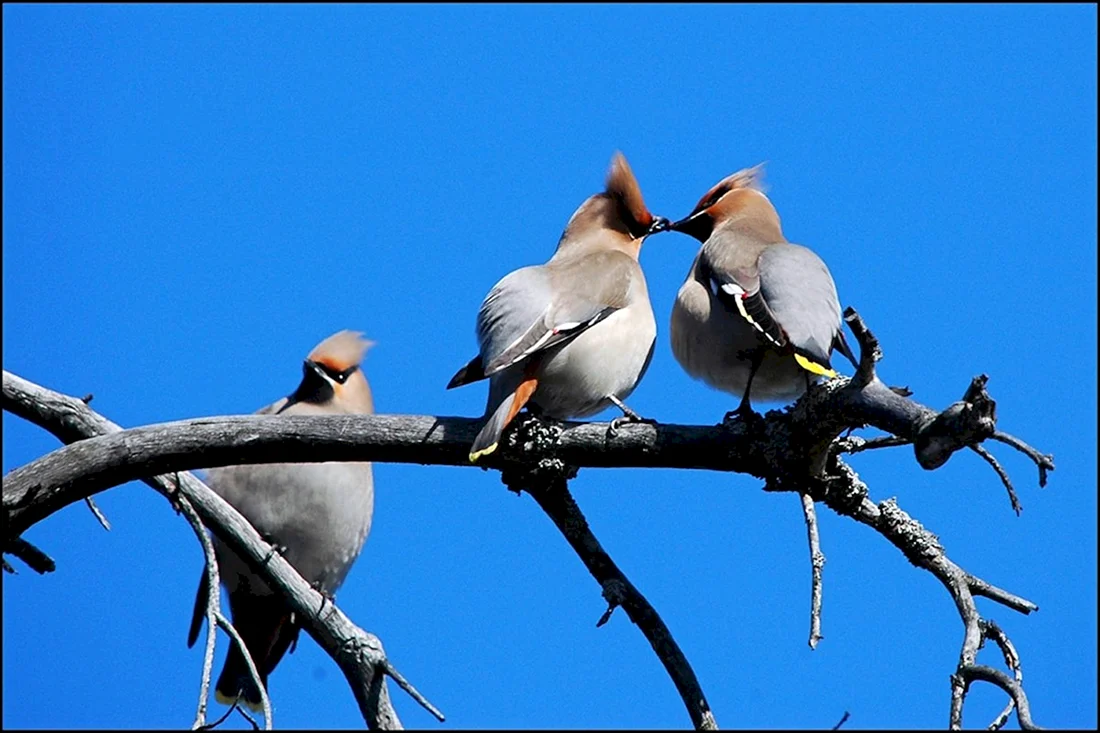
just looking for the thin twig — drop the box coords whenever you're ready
[213,608,272,729]
[843,307,881,387]
[817,463,1041,730]
[84,496,112,531]
[970,445,1022,515]
[176,494,227,730]
[957,664,1040,730]
[233,703,260,731]
[197,699,239,731]
[381,661,446,722]
[5,537,56,574]
[990,431,1054,488]
[982,620,1023,730]
[799,493,825,649]
[965,574,1038,615]
[832,710,851,730]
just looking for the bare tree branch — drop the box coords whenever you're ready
[833,435,912,456]
[955,664,1040,730]
[499,440,718,730]
[213,607,273,730]
[799,493,825,649]
[991,431,1055,488]
[982,620,1024,731]
[970,444,1022,515]
[2,378,1051,542]
[2,305,1054,729]
[175,490,269,730]
[4,536,56,574]
[1,372,440,729]
[83,496,112,531]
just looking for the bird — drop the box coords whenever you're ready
[186,329,376,712]
[447,152,670,462]
[668,164,857,419]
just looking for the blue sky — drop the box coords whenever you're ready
[2,4,1096,729]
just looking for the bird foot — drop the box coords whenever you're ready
[260,534,288,563]
[605,395,657,438]
[723,402,763,428]
[608,412,658,438]
[310,581,336,614]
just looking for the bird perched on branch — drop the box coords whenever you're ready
[187,330,376,711]
[668,164,857,419]
[447,152,670,462]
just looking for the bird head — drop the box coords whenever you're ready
[669,163,781,242]
[278,330,375,414]
[556,152,669,257]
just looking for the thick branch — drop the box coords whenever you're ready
[4,299,1053,732]
[1,372,440,729]
[2,374,1051,542]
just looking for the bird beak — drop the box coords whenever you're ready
[667,211,712,241]
[668,213,696,232]
[646,216,671,235]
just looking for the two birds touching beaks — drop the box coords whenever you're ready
[190,152,858,712]
[447,152,857,462]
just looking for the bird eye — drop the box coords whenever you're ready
[316,363,358,384]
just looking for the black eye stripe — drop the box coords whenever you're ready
[317,363,358,384]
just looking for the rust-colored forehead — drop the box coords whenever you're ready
[690,164,767,215]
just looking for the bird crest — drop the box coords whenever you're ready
[308,330,374,372]
[690,162,768,216]
[605,151,655,234]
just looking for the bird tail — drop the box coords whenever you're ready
[833,329,858,370]
[187,569,210,648]
[793,349,838,379]
[214,593,299,712]
[470,374,539,462]
[447,355,486,389]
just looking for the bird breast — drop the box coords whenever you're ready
[533,300,657,419]
[670,270,809,402]
[208,460,375,596]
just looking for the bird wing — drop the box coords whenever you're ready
[700,243,790,352]
[757,243,844,374]
[478,251,637,376]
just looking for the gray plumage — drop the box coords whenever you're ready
[449,153,665,461]
[669,166,855,409]
[187,331,375,711]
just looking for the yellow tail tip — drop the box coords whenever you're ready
[213,690,264,713]
[469,442,499,463]
[794,353,838,378]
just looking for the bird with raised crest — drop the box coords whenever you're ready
[668,164,857,420]
[447,152,670,461]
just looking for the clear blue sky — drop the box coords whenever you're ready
[3,4,1096,730]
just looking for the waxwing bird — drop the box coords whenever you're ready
[668,165,857,418]
[187,330,376,711]
[448,152,670,462]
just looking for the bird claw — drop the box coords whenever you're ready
[608,413,658,438]
[310,581,336,614]
[723,402,763,428]
[260,534,288,563]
